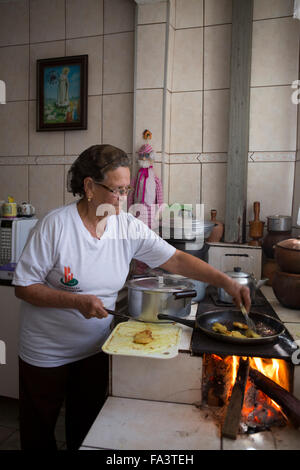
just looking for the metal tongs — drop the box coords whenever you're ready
[240,303,257,332]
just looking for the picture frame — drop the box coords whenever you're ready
[36,55,88,131]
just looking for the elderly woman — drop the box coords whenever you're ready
[13,144,250,451]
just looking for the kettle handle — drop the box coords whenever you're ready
[173,289,197,300]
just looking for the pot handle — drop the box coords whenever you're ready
[157,313,195,328]
[173,289,197,300]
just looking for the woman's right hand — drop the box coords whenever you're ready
[77,294,108,319]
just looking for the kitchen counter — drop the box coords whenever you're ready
[80,287,300,450]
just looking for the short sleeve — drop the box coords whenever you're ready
[128,215,176,268]
[12,224,57,287]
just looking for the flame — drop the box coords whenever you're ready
[228,356,290,416]
[229,356,290,390]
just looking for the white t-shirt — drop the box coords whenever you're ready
[13,202,176,367]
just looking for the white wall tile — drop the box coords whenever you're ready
[247,162,294,222]
[0,45,29,102]
[0,0,29,47]
[29,101,65,156]
[166,26,175,92]
[65,95,102,155]
[253,0,294,20]
[251,18,300,87]
[0,165,28,203]
[30,0,65,44]
[102,93,133,153]
[66,0,103,38]
[66,36,103,96]
[29,164,64,218]
[169,163,201,209]
[0,101,28,156]
[104,0,135,34]
[204,24,231,90]
[164,90,171,154]
[170,91,202,153]
[135,89,163,152]
[136,24,166,89]
[204,0,232,25]
[203,89,229,153]
[162,162,169,204]
[112,354,202,404]
[138,1,167,24]
[201,163,227,220]
[175,0,203,29]
[103,32,134,94]
[29,41,65,101]
[172,28,203,92]
[249,86,297,152]
[64,164,78,205]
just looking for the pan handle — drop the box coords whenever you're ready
[173,289,197,300]
[157,313,195,328]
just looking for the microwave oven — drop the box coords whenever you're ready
[0,217,38,280]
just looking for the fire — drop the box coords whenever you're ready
[229,356,290,391]
[230,356,290,420]
[203,354,291,432]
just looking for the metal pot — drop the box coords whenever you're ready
[218,267,268,303]
[274,238,300,274]
[164,274,207,302]
[267,215,292,232]
[126,275,197,322]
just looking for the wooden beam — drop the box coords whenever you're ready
[224,0,253,243]
[222,358,249,439]
[249,368,300,429]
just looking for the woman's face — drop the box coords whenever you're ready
[89,166,131,216]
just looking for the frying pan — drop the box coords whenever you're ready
[157,309,285,345]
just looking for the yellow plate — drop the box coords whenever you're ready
[102,321,182,359]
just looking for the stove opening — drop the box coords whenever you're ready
[202,354,293,435]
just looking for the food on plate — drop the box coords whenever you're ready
[212,321,261,339]
[102,321,181,357]
[212,322,228,334]
[133,329,153,344]
[233,321,248,330]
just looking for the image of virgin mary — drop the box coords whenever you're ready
[56,67,70,107]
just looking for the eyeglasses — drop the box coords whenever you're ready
[93,180,133,196]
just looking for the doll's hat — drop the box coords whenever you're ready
[138,143,154,158]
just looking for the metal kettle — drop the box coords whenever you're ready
[218,267,268,303]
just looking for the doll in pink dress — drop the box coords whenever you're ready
[128,130,164,273]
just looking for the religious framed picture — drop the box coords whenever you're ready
[36,55,88,131]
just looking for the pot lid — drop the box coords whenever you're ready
[267,215,292,221]
[126,275,194,292]
[225,267,250,278]
[277,238,300,251]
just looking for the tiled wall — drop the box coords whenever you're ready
[0,0,135,217]
[136,0,299,230]
[0,0,299,231]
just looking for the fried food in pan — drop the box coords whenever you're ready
[212,321,261,339]
[233,321,248,330]
[212,322,228,334]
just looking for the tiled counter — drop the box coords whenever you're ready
[81,289,300,450]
